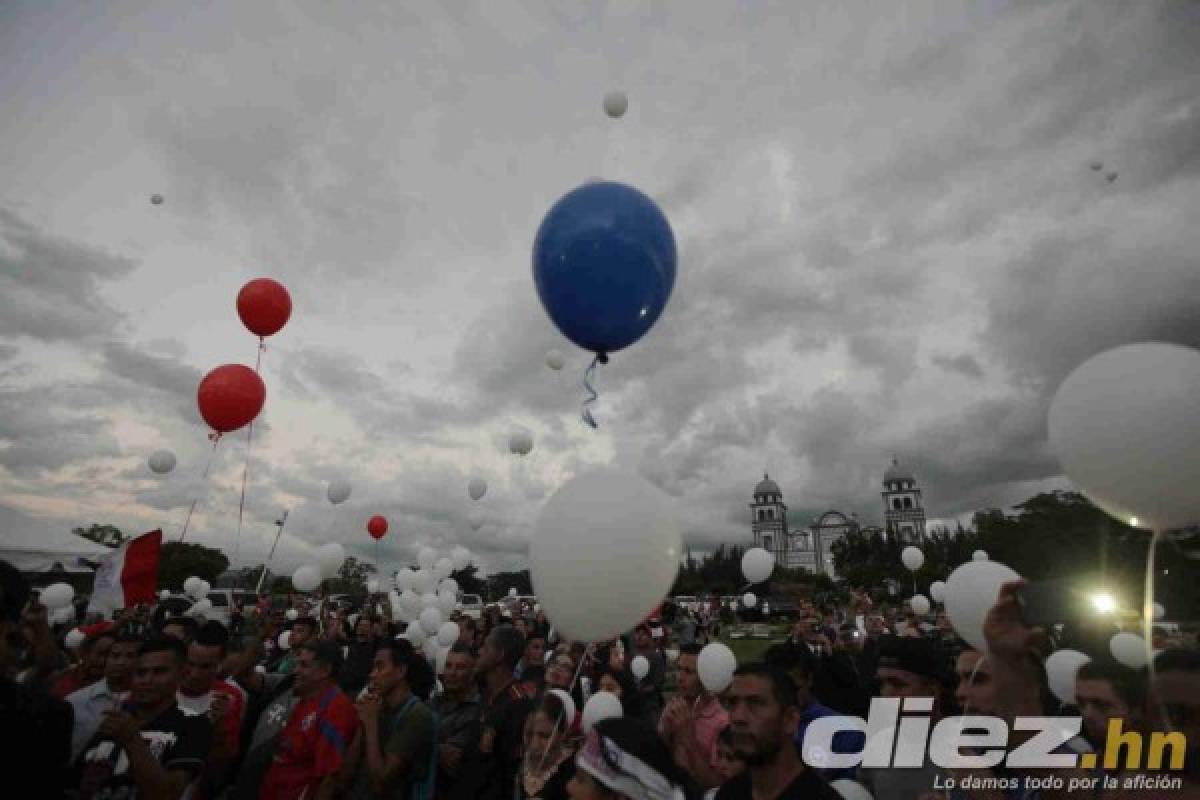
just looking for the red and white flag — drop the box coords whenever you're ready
[88,530,162,613]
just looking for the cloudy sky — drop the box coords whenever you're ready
[2,1,1198,575]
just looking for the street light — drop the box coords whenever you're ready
[1090,591,1117,614]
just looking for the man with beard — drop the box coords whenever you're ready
[67,632,140,762]
[75,636,213,800]
[715,663,840,799]
[432,643,481,798]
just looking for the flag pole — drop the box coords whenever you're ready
[256,510,288,595]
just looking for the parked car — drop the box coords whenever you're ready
[205,589,258,627]
[459,594,484,619]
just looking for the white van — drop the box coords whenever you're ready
[205,589,257,627]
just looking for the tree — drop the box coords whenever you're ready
[487,570,532,600]
[325,557,377,594]
[450,565,487,597]
[158,541,230,591]
[73,524,128,548]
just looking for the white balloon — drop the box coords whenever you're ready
[582,691,624,732]
[405,622,427,645]
[665,648,680,664]
[436,591,457,616]
[1153,602,1165,620]
[420,591,439,609]
[148,449,176,474]
[417,547,437,571]
[944,560,1021,652]
[158,589,171,601]
[530,469,681,643]
[741,548,775,584]
[1046,649,1092,705]
[830,780,875,800]
[437,621,461,647]
[631,655,650,681]
[50,606,74,625]
[400,589,421,613]
[316,543,346,580]
[603,91,628,118]
[508,428,534,456]
[286,609,299,621]
[199,579,210,595]
[742,593,757,609]
[901,546,925,571]
[697,643,738,693]
[367,579,380,593]
[438,578,459,596]
[547,688,576,725]
[546,349,565,371]
[411,569,434,596]
[292,565,322,592]
[468,509,485,531]
[419,606,444,636]
[451,546,472,571]
[909,595,930,615]
[395,569,415,592]
[973,550,989,561]
[327,479,352,505]
[183,576,203,596]
[929,581,947,604]
[434,557,454,581]
[278,631,291,650]
[509,587,518,598]
[468,478,487,501]
[1049,343,1200,531]
[40,582,75,610]
[65,628,86,649]
[1109,632,1149,669]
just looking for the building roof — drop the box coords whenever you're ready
[883,457,915,485]
[754,473,781,496]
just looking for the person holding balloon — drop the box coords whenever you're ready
[658,643,729,791]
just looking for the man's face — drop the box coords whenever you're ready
[105,641,139,688]
[724,674,797,766]
[1076,678,1131,746]
[132,650,182,708]
[293,649,330,696]
[877,667,937,700]
[84,636,114,679]
[866,616,886,635]
[290,622,314,649]
[635,629,651,650]
[183,641,223,694]
[368,649,404,695]
[546,660,573,691]
[954,651,996,716]
[514,619,528,637]
[677,653,702,700]
[442,651,474,693]
[524,637,546,667]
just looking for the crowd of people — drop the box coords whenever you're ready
[1,560,1197,799]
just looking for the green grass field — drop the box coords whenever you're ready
[720,624,791,664]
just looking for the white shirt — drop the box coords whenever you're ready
[66,679,128,762]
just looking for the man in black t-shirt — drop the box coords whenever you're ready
[716,663,840,800]
[76,636,212,800]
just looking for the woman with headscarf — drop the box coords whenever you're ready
[518,689,580,799]
[567,717,697,800]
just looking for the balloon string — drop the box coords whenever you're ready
[1144,529,1173,733]
[179,435,221,542]
[232,339,265,564]
[582,355,601,429]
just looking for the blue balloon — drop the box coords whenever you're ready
[533,181,676,356]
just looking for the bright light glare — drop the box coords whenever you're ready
[1091,592,1117,614]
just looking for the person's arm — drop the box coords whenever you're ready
[671,723,724,789]
[101,712,191,800]
[981,581,1046,727]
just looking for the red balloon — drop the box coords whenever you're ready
[367,515,388,540]
[237,278,292,337]
[197,365,266,433]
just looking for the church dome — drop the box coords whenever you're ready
[754,473,781,496]
[883,458,914,485]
